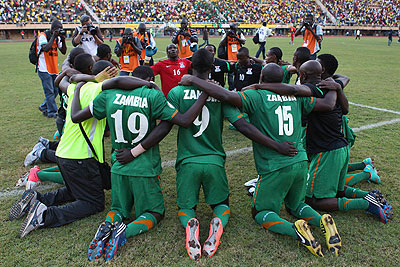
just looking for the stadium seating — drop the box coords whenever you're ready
[0,0,398,26]
[323,0,400,26]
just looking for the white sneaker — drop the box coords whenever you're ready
[24,143,45,167]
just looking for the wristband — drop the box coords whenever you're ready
[145,56,152,61]
[130,144,146,158]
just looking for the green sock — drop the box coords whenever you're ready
[213,204,230,228]
[347,162,365,172]
[126,213,157,238]
[255,210,297,239]
[338,197,369,211]
[345,172,370,186]
[291,203,322,227]
[344,186,368,198]
[105,210,123,224]
[37,167,64,184]
[178,209,196,228]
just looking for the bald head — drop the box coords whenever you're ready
[299,60,322,83]
[261,63,284,83]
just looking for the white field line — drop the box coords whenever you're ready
[349,102,400,115]
[1,103,399,200]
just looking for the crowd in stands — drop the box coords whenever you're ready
[324,0,400,26]
[0,0,398,26]
[86,0,219,23]
[0,0,84,24]
[212,0,320,24]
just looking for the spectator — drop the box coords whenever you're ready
[355,29,361,40]
[295,14,323,60]
[37,20,67,118]
[72,15,103,56]
[114,28,142,76]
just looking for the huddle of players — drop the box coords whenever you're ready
[11,39,393,261]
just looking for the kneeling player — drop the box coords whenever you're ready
[70,66,208,261]
[191,63,343,257]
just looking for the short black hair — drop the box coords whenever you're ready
[269,47,283,61]
[74,53,94,74]
[132,66,155,80]
[92,60,114,75]
[294,47,311,64]
[97,44,111,59]
[317,54,338,76]
[262,22,267,26]
[262,63,283,83]
[80,15,90,24]
[205,44,216,52]
[238,47,249,56]
[191,48,213,73]
[69,47,85,67]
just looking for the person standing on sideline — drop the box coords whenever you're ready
[199,26,209,48]
[135,23,157,65]
[172,18,198,59]
[388,30,393,46]
[255,22,272,59]
[355,30,361,40]
[114,28,142,76]
[72,15,104,56]
[37,20,67,118]
[295,14,323,60]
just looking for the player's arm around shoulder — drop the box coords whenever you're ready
[70,82,93,123]
[166,85,209,128]
[180,75,242,108]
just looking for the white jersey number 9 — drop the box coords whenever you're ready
[193,106,210,137]
[111,110,149,144]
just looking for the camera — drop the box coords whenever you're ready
[304,21,311,27]
[58,29,66,35]
[86,24,98,35]
[227,30,236,38]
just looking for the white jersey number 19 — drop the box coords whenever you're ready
[111,110,149,144]
[275,106,293,136]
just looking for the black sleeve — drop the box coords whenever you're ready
[304,83,324,98]
[334,79,344,90]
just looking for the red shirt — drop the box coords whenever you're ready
[152,58,192,97]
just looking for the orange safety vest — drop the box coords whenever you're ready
[135,32,150,59]
[227,35,241,61]
[302,29,318,54]
[38,32,59,74]
[177,34,193,59]
[117,37,140,72]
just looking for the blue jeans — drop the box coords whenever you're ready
[38,71,58,116]
[255,42,266,59]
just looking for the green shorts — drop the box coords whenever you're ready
[176,162,229,209]
[110,174,165,219]
[252,161,308,213]
[306,146,350,198]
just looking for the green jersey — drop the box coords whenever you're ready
[92,86,178,177]
[281,65,292,84]
[167,85,243,168]
[238,90,315,174]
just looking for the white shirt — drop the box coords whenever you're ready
[75,26,98,56]
[257,26,273,42]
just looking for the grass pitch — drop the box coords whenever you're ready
[0,36,399,266]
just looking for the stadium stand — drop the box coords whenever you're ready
[0,0,398,26]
